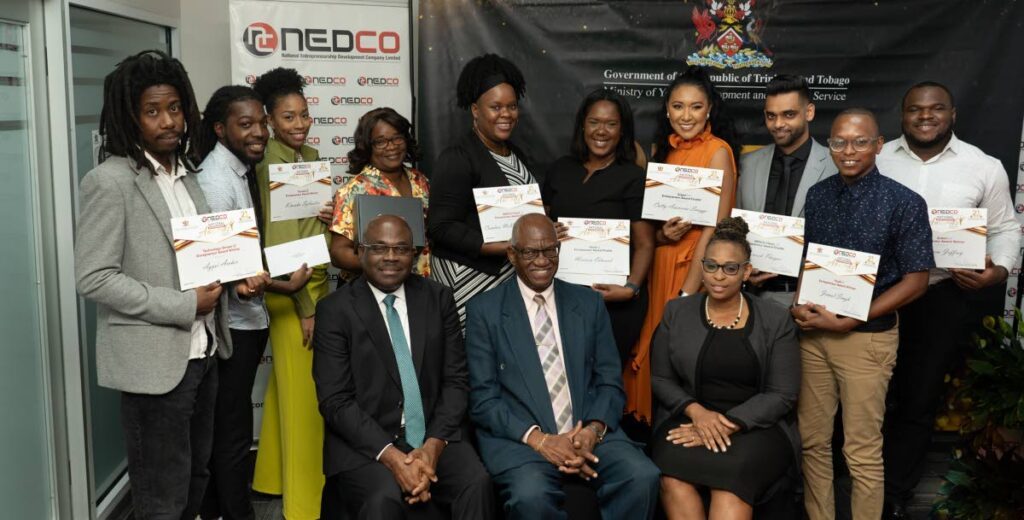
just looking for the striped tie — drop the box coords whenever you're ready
[533,294,573,434]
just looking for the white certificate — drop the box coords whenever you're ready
[172,209,263,290]
[555,218,631,286]
[263,235,332,277]
[640,162,723,226]
[797,243,880,322]
[731,208,805,277]
[268,160,333,222]
[473,184,545,243]
[929,207,987,269]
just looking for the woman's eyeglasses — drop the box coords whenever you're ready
[700,259,749,275]
[371,135,407,150]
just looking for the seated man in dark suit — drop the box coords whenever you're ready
[313,215,495,520]
[465,213,660,520]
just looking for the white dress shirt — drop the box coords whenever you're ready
[144,151,216,359]
[878,134,1021,284]
[196,142,269,330]
[516,277,574,443]
[368,282,410,460]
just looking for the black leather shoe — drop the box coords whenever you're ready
[882,500,911,519]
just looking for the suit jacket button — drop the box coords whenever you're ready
[499,363,505,370]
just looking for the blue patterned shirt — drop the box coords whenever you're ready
[804,167,934,331]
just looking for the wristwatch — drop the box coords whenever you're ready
[624,281,640,299]
[585,422,607,443]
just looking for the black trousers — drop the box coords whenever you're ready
[325,441,496,520]
[200,328,269,520]
[883,280,970,503]
[122,356,218,520]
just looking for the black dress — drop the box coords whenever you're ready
[650,301,792,505]
[543,156,649,364]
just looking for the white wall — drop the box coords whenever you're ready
[179,0,231,105]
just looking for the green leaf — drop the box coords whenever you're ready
[967,359,996,375]
[945,470,973,487]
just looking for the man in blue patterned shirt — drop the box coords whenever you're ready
[793,108,933,520]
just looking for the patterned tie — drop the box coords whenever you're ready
[383,294,425,448]
[533,294,573,434]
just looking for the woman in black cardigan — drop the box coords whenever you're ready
[427,53,535,326]
[651,216,801,520]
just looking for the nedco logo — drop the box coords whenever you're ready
[332,136,356,145]
[312,116,349,126]
[358,76,400,86]
[331,96,373,106]
[305,76,347,86]
[241,21,401,56]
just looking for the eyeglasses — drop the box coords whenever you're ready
[826,137,878,152]
[371,135,407,150]
[512,245,560,261]
[700,259,749,275]
[360,243,417,256]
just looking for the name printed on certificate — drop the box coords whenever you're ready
[929,207,987,269]
[172,208,264,290]
[731,208,805,277]
[473,184,545,243]
[556,217,631,286]
[269,160,333,222]
[797,243,880,322]
[640,162,723,226]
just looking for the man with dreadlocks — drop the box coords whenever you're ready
[75,50,230,519]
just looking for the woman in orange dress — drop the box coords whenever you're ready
[624,66,742,425]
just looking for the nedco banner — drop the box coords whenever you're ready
[230,0,412,186]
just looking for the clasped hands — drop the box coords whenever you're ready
[527,421,602,481]
[380,438,446,505]
[790,302,859,333]
[666,403,739,453]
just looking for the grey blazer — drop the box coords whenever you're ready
[737,138,837,217]
[650,293,801,465]
[75,156,231,395]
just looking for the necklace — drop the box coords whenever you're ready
[705,295,744,329]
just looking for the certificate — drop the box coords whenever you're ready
[641,162,723,226]
[731,208,805,277]
[268,160,333,222]
[171,209,263,290]
[797,243,880,322]
[263,235,332,277]
[555,218,631,286]
[929,207,987,269]
[473,183,545,243]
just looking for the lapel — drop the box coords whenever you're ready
[753,144,775,213]
[351,277,401,388]
[792,139,831,217]
[132,161,175,245]
[499,280,558,432]
[404,277,428,376]
[552,280,585,415]
[464,131,512,188]
[182,174,209,214]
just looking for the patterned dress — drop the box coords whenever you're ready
[431,150,534,326]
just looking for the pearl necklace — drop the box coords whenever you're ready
[705,295,744,329]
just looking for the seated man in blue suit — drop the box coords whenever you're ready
[465,213,660,519]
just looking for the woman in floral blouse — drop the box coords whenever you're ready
[329,107,431,281]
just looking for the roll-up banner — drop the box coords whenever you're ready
[229,0,412,436]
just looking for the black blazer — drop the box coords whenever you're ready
[312,274,468,476]
[426,131,534,275]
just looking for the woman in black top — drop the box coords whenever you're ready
[427,54,536,326]
[650,217,801,519]
[543,89,655,364]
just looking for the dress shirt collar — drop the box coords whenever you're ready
[774,135,813,163]
[367,281,407,307]
[516,276,555,308]
[892,133,961,163]
[833,166,881,199]
[143,150,186,178]
[210,141,250,178]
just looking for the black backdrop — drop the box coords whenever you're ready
[417,0,1024,184]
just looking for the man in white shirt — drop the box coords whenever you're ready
[465,213,660,520]
[876,81,1022,519]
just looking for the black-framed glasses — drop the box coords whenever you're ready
[826,137,878,153]
[371,135,407,150]
[513,245,560,261]
[700,259,749,275]
[360,243,417,256]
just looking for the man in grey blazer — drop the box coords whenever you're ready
[75,51,232,520]
[737,74,837,306]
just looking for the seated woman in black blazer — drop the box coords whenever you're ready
[650,216,801,520]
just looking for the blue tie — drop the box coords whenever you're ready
[383,294,425,448]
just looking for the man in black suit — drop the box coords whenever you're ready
[313,215,495,519]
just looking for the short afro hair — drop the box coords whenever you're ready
[455,53,526,109]
[253,67,305,113]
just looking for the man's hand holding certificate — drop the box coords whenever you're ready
[172,208,264,290]
[929,207,987,269]
[269,160,333,222]
[555,218,631,286]
[731,209,805,277]
[473,184,545,243]
[797,243,880,322]
[641,162,723,226]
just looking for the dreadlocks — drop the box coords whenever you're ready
[455,54,526,109]
[252,67,305,114]
[99,50,201,173]
[197,85,263,161]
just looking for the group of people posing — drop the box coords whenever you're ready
[74,49,1020,520]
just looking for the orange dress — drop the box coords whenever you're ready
[623,127,737,422]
